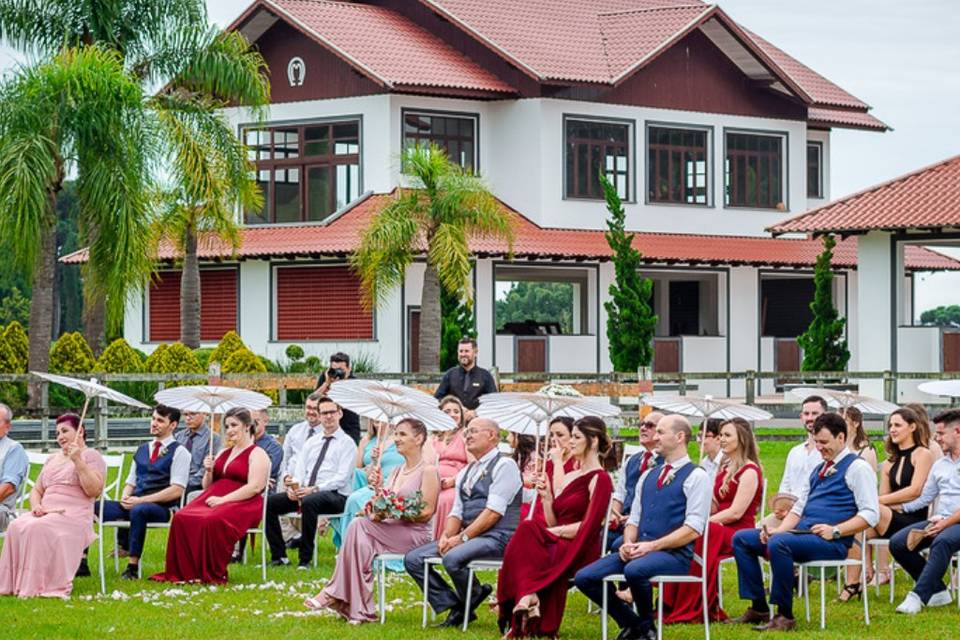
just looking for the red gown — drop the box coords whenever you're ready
[151,445,264,584]
[529,456,580,522]
[662,462,762,623]
[497,468,613,637]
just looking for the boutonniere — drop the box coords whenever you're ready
[158,445,169,458]
[663,470,677,486]
[824,466,838,478]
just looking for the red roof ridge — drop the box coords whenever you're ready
[768,153,960,235]
[598,2,710,18]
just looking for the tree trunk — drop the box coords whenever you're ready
[82,294,107,356]
[419,263,442,372]
[180,225,201,349]
[27,221,58,408]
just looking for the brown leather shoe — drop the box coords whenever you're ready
[753,614,796,632]
[725,608,769,625]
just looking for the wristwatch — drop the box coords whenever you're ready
[460,532,470,544]
[831,527,841,540]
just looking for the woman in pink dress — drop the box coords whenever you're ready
[151,407,269,584]
[304,418,439,623]
[0,414,104,598]
[428,396,469,538]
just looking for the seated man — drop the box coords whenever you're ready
[0,403,29,533]
[607,412,663,550]
[97,404,191,579]
[889,409,960,613]
[405,418,522,629]
[575,415,709,640]
[729,412,879,631]
[174,410,220,498]
[265,396,355,568]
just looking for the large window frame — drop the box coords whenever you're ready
[807,141,823,199]
[242,117,362,225]
[645,123,713,207]
[402,108,479,171]
[563,115,633,202]
[723,129,788,210]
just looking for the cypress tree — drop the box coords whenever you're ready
[798,235,850,371]
[601,174,657,371]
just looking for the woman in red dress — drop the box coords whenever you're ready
[662,417,762,623]
[496,417,614,638]
[530,417,579,522]
[151,407,269,584]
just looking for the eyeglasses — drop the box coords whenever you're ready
[639,421,657,429]
[319,410,339,417]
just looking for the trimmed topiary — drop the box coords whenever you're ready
[208,331,246,367]
[0,321,29,373]
[223,348,278,403]
[48,332,96,407]
[193,347,215,370]
[144,343,169,373]
[95,338,149,405]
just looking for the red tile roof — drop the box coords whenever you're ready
[260,0,515,93]
[807,107,887,132]
[61,192,960,271]
[769,155,960,235]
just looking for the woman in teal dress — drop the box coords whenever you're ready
[331,420,404,550]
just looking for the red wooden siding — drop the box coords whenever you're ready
[148,269,238,342]
[275,265,373,340]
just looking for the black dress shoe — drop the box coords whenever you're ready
[119,564,139,580]
[432,609,477,628]
[614,626,650,640]
[229,554,243,564]
[75,557,91,577]
[469,584,493,612]
[285,537,302,549]
[269,558,290,567]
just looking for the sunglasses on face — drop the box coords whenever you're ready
[640,421,657,429]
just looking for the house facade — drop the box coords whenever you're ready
[90,0,958,396]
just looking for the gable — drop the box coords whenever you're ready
[601,28,805,120]
[254,19,384,104]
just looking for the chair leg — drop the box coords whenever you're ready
[890,560,896,604]
[601,583,608,640]
[819,567,826,630]
[260,533,266,582]
[98,525,106,594]
[656,587,664,640]
[462,567,474,632]
[703,572,711,640]
[803,567,811,622]
[421,563,430,628]
[717,563,724,611]
[378,559,386,625]
[113,528,119,572]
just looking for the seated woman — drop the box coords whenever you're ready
[305,418,439,623]
[530,417,579,523]
[661,417,762,622]
[841,406,933,599]
[332,420,402,549]
[151,407,269,584]
[508,431,538,520]
[427,396,469,540]
[845,407,879,472]
[496,417,613,638]
[0,414,104,597]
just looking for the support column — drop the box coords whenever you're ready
[474,259,495,370]
[856,232,895,398]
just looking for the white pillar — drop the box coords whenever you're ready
[474,259,495,369]
[856,232,894,398]
[598,262,614,372]
[728,267,759,397]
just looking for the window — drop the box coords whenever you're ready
[647,126,709,205]
[274,265,373,340]
[724,132,785,209]
[565,118,630,200]
[148,268,238,342]
[403,111,477,170]
[807,142,823,198]
[243,121,360,224]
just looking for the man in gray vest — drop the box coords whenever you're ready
[404,417,522,629]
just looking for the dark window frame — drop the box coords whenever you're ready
[645,123,712,207]
[242,118,362,225]
[807,141,824,199]
[563,115,633,202]
[401,108,479,171]
[723,129,788,211]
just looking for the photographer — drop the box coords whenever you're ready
[315,352,361,443]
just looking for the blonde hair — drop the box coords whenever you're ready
[717,417,760,498]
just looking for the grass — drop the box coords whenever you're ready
[3,441,956,640]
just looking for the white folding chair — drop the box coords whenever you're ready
[797,535,870,629]
[373,552,407,624]
[420,555,444,627]
[866,537,897,603]
[285,509,348,567]
[94,453,127,593]
[243,483,271,581]
[12,451,50,514]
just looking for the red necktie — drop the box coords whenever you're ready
[150,441,162,464]
[657,464,673,489]
[639,451,653,475]
[818,460,833,479]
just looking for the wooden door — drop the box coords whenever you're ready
[407,308,420,373]
[944,331,960,372]
[516,336,547,372]
[653,338,681,373]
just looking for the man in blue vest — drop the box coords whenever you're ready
[575,415,710,640]
[404,417,522,629]
[97,404,191,579]
[729,412,879,631]
[607,411,663,550]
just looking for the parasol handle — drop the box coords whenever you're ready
[75,396,92,445]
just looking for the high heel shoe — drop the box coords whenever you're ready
[838,583,862,602]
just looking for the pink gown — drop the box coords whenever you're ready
[0,449,105,597]
[318,464,435,622]
[431,431,468,539]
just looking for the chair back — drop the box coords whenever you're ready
[15,451,50,510]
[101,453,126,501]
[758,476,768,523]
[600,492,616,557]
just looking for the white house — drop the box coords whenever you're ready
[69,0,959,396]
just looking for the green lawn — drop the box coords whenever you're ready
[3,439,955,640]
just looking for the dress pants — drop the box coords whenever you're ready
[732,529,847,610]
[265,491,346,564]
[96,500,172,558]
[404,535,506,614]
[890,521,960,603]
[574,549,691,633]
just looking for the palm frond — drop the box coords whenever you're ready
[427,222,473,301]
[0,1,73,56]
[0,133,59,273]
[350,192,422,309]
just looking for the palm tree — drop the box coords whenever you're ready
[351,146,514,372]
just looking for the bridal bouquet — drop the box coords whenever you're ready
[365,488,427,521]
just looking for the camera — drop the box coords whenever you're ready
[327,367,346,380]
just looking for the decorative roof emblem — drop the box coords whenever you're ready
[287,56,306,87]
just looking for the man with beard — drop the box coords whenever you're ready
[778,396,828,501]
[434,338,498,419]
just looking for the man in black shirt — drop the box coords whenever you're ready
[433,337,498,416]
[315,352,361,443]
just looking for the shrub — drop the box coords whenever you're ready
[285,344,305,361]
[152,342,204,388]
[193,347,215,370]
[208,331,247,367]
[351,350,380,374]
[95,338,149,405]
[0,322,29,407]
[144,344,169,373]
[223,348,278,403]
[48,332,96,407]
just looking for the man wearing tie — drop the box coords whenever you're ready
[607,411,663,550]
[729,412,879,631]
[265,396,356,569]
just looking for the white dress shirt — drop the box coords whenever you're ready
[902,453,960,518]
[699,450,725,480]
[125,435,192,489]
[450,447,522,519]
[627,456,711,535]
[291,427,356,497]
[779,439,822,498]
[281,420,322,479]
[791,448,880,527]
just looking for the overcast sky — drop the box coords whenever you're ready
[2,0,958,315]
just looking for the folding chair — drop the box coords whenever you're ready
[797,535,870,629]
[866,537,897,603]
[94,453,127,593]
[373,552,406,624]
[285,509,348,567]
[242,483,271,581]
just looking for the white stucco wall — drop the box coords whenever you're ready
[897,326,942,402]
